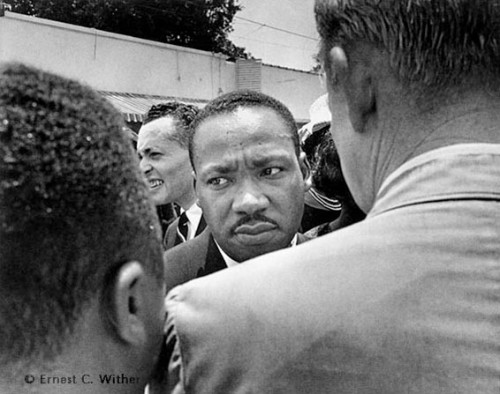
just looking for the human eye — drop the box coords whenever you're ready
[149,151,162,159]
[207,177,229,188]
[261,167,282,177]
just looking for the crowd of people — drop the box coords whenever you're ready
[1,0,500,393]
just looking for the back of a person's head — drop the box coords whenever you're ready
[315,0,500,101]
[0,63,163,375]
[189,90,300,167]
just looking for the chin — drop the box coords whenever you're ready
[152,195,171,207]
[149,187,169,204]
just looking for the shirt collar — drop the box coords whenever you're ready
[181,204,203,239]
[370,143,500,218]
[215,234,299,268]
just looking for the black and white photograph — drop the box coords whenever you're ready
[1,0,499,393]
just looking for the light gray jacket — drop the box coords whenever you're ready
[166,144,500,394]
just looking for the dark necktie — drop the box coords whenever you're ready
[175,212,189,245]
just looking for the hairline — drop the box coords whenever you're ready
[139,115,189,150]
[189,104,300,171]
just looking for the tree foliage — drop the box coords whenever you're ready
[8,0,250,58]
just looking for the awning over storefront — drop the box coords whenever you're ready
[100,91,209,123]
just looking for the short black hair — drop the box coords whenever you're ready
[315,0,500,101]
[142,101,200,149]
[189,90,299,169]
[0,63,163,371]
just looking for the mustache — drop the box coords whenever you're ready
[232,213,278,231]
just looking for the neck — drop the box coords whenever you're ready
[369,92,500,209]
[177,189,196,211]
[0,307,149,394]
[1,356,144,394]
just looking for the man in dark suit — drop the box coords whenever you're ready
[163,90,312,293]
[150,90,311,393]
[137,102,206,250]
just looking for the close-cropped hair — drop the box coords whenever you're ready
[0,63,163,370]
[189,90,300,169]
[315,0,500,97]
[143,101,200,149]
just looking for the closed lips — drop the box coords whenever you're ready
[235,222,276,235]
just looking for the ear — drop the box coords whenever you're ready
[192,170,197,189]
[111,261,149,345]
[299,151,312,192]
[192,170,200,206]
[328,45,376,134]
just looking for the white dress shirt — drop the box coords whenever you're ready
[214,234,299,267]
[181,203,203,241]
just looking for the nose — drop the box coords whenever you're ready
[139,157,152,175]
[232,179,269,215]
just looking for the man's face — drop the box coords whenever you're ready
[193,106,309,262]
[137,117,193,207]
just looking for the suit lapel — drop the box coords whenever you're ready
[194,232,309,277]
[195,215,207,236]
[163,217,180,250]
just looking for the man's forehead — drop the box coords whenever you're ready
[232,105,285,125]
[196,123,293,155]
[137,117,176,148]
[233,105,272,121]
[193,106,296,167]
[196,106,290,138]
[198,147,295,175]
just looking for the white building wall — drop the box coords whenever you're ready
[0,11,235,99]
[0,11,325,121]
[262,65,324,123]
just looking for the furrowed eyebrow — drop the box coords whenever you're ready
[201,163,236,174]
[252,153,290,167]
[200,151,292,175]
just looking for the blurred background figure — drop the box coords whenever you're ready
[299,94,364,235]
[299,94,341,231]
[304,124,365,237]
[137,102,206,250]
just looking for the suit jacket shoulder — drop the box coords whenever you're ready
[164,231,308,294]
[163,229,212,293]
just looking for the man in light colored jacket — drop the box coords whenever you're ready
[164,1,500,392]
